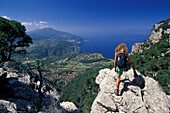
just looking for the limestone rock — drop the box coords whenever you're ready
[60,101,80,113]
[131,42,144,54]
[91,68,170,113]
[0,100,16,113]
[0,61,78,113]
[131,20,170,54]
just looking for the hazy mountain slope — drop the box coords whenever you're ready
[27,39,82,59]
[28,28,87,43]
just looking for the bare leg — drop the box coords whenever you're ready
[131,63,136,73]
[131,62,138,77]
[116,76,120,91]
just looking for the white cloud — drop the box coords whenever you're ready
[35,23,49,29]
[22,20,50,31]
[21,22,33,25]
[34,21,49,29]
[2,16,11,20]
[39,21,47,24]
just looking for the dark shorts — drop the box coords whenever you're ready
[116,62,131,76]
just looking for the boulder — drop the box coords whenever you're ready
[91,68,170,113]
[60,101,80,113]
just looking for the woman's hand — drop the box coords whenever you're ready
[129,60,134,64]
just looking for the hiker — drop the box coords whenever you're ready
[114,43,138,96]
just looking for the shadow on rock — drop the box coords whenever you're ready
[132,75,145,89]
[0,75,63,112]
[0,76,39,112]
[120,75,145,96]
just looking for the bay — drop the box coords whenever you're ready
[77,34,149,58]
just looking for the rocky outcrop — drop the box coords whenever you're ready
[0,61,79,113]
[60,102,80,113]
[91,68,170,113]
[131,19,170,54]
[130,42,144,54]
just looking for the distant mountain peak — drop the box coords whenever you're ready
[28,28,87,44]
[37,27,59,32]
[42,27,54,30]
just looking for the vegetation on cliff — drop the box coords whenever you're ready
[59,64,113,113]
[60,67,101,112]
[130,19,170,94]
[0,17,33,62]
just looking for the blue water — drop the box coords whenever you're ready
[77,34,148,58]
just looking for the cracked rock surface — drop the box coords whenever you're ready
[0,61,79,113]
[91,68,170,113]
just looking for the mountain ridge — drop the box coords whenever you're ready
[28,28,88,44]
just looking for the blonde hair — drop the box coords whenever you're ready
[115,43,128,55]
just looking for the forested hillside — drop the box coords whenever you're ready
[60,67,104,112]
[130,18,170,94]
[26,39,82,59]
[59,64,113,113]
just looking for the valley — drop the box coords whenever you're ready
[15,28,113,88]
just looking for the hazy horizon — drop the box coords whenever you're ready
[1,0,170,36]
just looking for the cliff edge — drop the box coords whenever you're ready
[0,61,80,113]
[131,18,170,54]
[91,68,170,113]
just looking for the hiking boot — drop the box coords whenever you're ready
[114,89,119,96]
[134,71,138,77]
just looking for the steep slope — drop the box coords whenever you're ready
[91,68,170,113]
[28,28,87,44]
[130,18,170,94]
[60,67,102,113]
[131,18,170,54]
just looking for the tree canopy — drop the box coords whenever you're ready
[0,17,32,62]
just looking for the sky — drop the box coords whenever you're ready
[1,0,170,36]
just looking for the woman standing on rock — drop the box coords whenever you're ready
[114,43,138,96]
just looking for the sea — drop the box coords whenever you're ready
[77,34,149,59]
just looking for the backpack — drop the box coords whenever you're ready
[116,53,126,68]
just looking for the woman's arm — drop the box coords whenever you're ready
[126,52,134,64]
[114,52,118,72]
